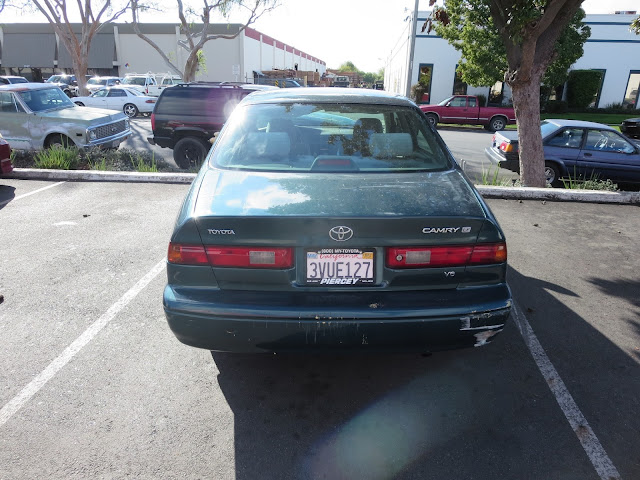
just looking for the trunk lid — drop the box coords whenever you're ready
[187,169,501,291]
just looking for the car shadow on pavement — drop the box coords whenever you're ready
[0,184,16,210]
[586,276,640,361]
[506,266,640,479]
[209,263,640,480]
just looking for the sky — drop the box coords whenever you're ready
[3,0,639,73]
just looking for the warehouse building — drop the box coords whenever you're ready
[0,23,326,84]
[385,11,640,109]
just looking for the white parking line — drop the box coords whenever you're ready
[0,181,66,207]
[512,302,621,480]
[0,259,165,428]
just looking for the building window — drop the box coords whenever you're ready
[623,71,640,109]
[589,69,606,108]
[452,66,467,95]
[417,63,433,104]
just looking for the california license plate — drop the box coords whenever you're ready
[306,248,375,285]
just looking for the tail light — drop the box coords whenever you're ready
[145,99,156,104]
[499,141,514,153]
[386,243,507,268]
[151,112,155,130]
[168,243,293,269]
[168,244,208,265]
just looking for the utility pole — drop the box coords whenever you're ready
[405,0,419,98]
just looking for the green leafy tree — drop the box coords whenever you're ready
[632,16,640,34]
[428,0,589,187]
[338,61,359,73]
[362,72,376,84]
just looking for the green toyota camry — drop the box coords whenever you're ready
[163,88,511,353]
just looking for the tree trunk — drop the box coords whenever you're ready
[73,53,90,97]
[510,70,546,188]
[183,52,200,83]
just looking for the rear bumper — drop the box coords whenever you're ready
[147,136,172,148]
[163,284,512,353]
[621,124,640,139]
[484,147,519,173]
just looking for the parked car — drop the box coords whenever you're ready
[163,88,512,353]
[148,82,272,168]
[121,73,182,96]
[86,76,122,94]
[620,117,640,139]
[485,119,640,187]
[254,77,302,88]
[420,95,516,131]
[44,74,76,97]
[74,86,156,117]
[0,76,28,85]
[0,133,13,175]
[0,83,130,150]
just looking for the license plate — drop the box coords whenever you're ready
[306,248,375,286]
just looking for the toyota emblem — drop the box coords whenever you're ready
[329,226,353,241]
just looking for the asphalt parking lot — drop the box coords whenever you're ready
[1,179,639,479]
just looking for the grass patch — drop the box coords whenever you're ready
[129,151,158,172]
[540,112,629,127]
[561,171,619,191]
[12,146,174,173]
[34,145,80,170]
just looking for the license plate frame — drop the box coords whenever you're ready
[305,248,376,286]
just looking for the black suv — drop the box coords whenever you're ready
[148,82,271,168]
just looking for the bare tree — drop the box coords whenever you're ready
[131,0,279,82]
[28,0,131,95]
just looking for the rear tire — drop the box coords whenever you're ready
[123,103,138,118]
[425,113,438,128]
[173,137,209,169]
[489,116,507,131]
[545,161,562,187]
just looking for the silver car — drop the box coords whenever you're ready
[0,83,130,150]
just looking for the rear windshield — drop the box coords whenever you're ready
[122,77,146,86]
[211,102,452,172]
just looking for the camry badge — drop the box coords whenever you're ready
[329,226,353,242]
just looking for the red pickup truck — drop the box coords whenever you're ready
[420,95,516,131]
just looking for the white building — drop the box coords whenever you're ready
[385,11,640,109]
[0,23,326,84]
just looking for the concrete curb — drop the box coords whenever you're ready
[475,185,640,205]
[6,168,640,204]
[8,168,196,184]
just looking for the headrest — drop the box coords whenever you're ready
[354,117,383,133]
[369,133,413,157]
[245,132,290,157]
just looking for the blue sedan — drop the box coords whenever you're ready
[485,119,640,187]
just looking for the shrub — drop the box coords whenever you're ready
[410,83,428,104]
[545,100,569,114]
[34,145,80,169]
[566,70,602,109]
